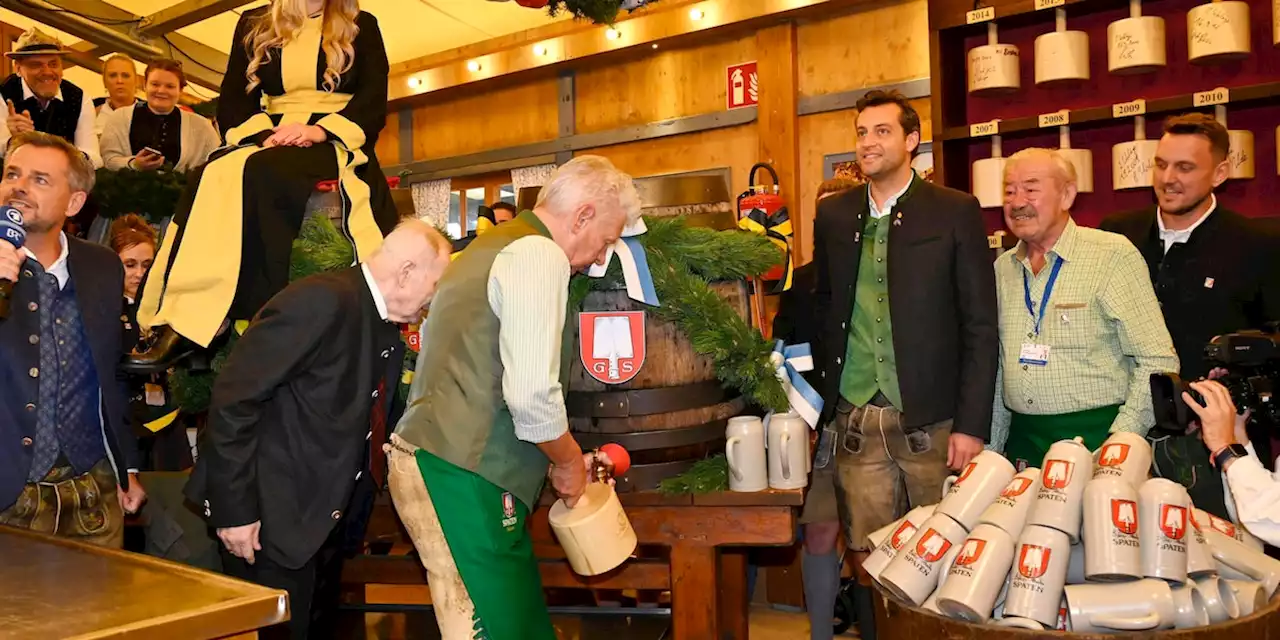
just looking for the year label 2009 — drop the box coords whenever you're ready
[1112,99,1146,118]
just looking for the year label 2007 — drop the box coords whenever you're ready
[970,120,1000,137]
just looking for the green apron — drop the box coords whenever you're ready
[1004,405,1121,470]
[414,449,555,640]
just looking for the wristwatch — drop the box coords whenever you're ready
[1212,443,1250,470]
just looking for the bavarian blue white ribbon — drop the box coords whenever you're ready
[587,218,660,307]
[770,340,824,429]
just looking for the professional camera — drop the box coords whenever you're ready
[1151,329,1280,432]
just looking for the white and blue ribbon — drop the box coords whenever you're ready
[587,218,660,307]
[770,340,824,429]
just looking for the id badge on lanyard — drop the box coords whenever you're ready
[1018,258,1063,367]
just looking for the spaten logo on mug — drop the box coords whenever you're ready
[955,539,986,566]
[915,529,952,563]
[1018,544,1051,579]
[1042,460,1074,490]
[1111,499,1138,535]
[1002,476,1033,497]
[1160,505,1187,541]
[1208,514,1236,538]
[1097,443,1130,467]
[954,461,976,488]
[890,522,917,549]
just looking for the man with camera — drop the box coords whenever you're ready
[1189,380,1280,547]
[1102,113,1280,517]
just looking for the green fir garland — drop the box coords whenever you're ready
[657,454,729,494]
[546,0,657,25]
[93,168,187,225]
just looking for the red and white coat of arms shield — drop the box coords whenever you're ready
[579,311,646,384]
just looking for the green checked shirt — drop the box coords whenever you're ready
[989,219,1179,451]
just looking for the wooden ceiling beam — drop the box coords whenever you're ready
[139,0,257,36]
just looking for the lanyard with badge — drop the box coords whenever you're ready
[1019,257,1063,367]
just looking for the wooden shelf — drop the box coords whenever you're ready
[940,81,1280,141]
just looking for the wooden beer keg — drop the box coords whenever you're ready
[874,580,1280,638]
[1108,0,1166,74]
[1036,9,1090,87]
[1216,105,1256,180]
[968,23,1021,96]
[1057,127,1094,193]
[1113,116,1161,190]
[1188,1,1251,64]
[972,135,1007,209]
[566,174,749,492]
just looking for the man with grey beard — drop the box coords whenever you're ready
[1101,113,1280,518]
[988,148,1178,467]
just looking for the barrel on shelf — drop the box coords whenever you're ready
[566,173,748,492]
[874,582,1280,639]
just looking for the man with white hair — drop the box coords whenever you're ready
[387,155,639,640]
[989,148,1178,467]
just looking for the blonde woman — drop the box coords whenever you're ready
[130,0,394,372]
[99,60,220,173]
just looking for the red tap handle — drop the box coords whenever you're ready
[599,443,630,477]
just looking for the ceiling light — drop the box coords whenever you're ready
[652,43,659,49]
[605,28,621,40]
[407,77,422,89]
[689,8,705,20]
[466,60,481,72]
[533,44,547,56]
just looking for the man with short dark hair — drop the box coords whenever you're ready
[1101,113,1280,517]
[0,131,141,547]
[0,29,101,168]
[491,201,517,224]
[812,90,998,640]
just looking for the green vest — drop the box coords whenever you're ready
[839,178,920,409]
[395,212,573,509]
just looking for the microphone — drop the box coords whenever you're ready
[0,205,26,321]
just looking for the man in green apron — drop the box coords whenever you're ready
[990,148,1178,469]
[388,156,640,640]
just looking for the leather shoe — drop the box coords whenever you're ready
[123,326,202,374]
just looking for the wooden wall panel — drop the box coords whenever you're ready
[573,35,757,134]
[796,0,929,97]
[795,97,931,264]
[374,111,399,169]
[410,78,559,161]
[582,125,758,196]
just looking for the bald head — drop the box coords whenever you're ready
[366,220,452,323]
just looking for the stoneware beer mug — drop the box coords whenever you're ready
[1082,476,1142,581]
[1225,579,1266,616]
[879,512,969,605]
[1203,526,1280,597]
[1192,576,1240,623]
[863,504,937,581]
[1197,507,1265,552]
[725,416,767,492]
[938,450,1016,530]
[1064,578,1176,632]
[1065,542,1087,585]
[1092,431,1152,487]
[1028,437,1093,542]
[867,504,937,550]
[1005,524,1071,627]
[1186,510,1218,579]
[1170,585,1211,629]
[937,523,1017,623]
[921,541,963,615]
[978,467,1041,539]
[766,412,809,490]
[1139,478,1190,584]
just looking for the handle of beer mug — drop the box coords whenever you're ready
[1090,612,1159,631]
[781,430,792,480]
[942,475,957,495]
[726,436,744,482]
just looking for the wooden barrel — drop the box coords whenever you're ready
[874,582,1280,639]
[567,173,749,492]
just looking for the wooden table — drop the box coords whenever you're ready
[347,488,801,640]
[0,526,288,639]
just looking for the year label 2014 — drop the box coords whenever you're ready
[970,120,1000,137]
[966,6,995,23]
[1112,99,1146,118]
[1192,87,1230,107]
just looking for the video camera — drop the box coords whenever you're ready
[1151,327,1280,433]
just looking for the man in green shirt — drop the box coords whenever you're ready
[386,156,639,640]
[991,148,1179,468]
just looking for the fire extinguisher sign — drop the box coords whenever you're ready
[726,61,759,110]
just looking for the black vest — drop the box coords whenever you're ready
[0,75,85,144]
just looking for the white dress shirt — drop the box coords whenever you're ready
[1222,442,1280,547]
[486,235,571,444]
[1156,195,1216,254]
[868,173,914,219]
[360,263,390,321]
[0,78,102,168]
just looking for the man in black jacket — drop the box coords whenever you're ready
[186,220,450,639]
[1100,113,1280,518]
[812,90,998,640]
